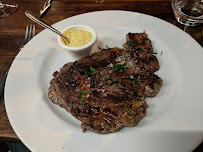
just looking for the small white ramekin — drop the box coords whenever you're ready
[57,25,97,52]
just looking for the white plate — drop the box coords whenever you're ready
[5,11,203,152]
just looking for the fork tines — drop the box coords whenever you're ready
[23,24,35,45]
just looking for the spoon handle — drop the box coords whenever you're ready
[25,10,70,43]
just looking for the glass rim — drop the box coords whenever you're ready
[171,0,203,21]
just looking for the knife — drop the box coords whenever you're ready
[38,0,52,18]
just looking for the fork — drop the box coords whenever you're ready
[20,24,35,49]
[0,24,35,100]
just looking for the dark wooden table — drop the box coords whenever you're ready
[0,0,202,151]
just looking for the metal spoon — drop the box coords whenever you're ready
[25,10,70,44]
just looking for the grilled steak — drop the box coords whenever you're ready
[48,32,163,134]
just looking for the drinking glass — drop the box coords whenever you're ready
[0,1,18,17]
[172,0,203,26]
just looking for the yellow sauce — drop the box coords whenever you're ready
[63,29,93,47]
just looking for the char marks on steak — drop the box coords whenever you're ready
[48,32,163,134]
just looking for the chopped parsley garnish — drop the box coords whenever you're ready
[113,64,128,73]
[136,78,142,82]
[143,37,149,40]
[109,80,119,86]
[134,73,140,77]
[132,80,136,85]
[89,71,93,77]
[67,73,75,80]
[98,71,101,81]
[73,60,78,65]
[116,84,121,88]
[152,52,157,54]
[85,70,93,77]
[104,78,110,80]
[85,71,88,77]
[62,74,66,78]
[90,89,93,94]
[79,98,85,102]
[115,64,124,70]
[78,91,88,102]
[90,81,97,88]
[70,73,75,79]
[128,75,131,79]
[132,80,139,85]
[99,73,101,81]
[70,102,72,110]
[90,67,96,72]
[106,45,110,49]
[127,41,134,47]
[78,92,84,98]
[112,67,116,72]
[140,66,145,70]
[136,47,144,52]
[136,97,142,101]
